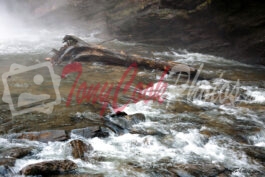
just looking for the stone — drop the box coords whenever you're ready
[0,158,16,166]
[0,147,33,159]
[71,112,146,136]
[127,113,146,125]
[199,129,220,138]
[4,130,68,143]
[167,101,202,113]
[20,160,78,176]
[107,112,146,130]
[168,163,229,177]
[69,139,93,160]
[242,146,265,162]
[71,126,109,139]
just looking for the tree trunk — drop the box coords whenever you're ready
[51,35,197,76]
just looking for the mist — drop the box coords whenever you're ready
[0,0,107,54]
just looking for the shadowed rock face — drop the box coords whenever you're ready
[70,112,146,136]
[102,112,146,135]
[160,0,205,10]
[106,0,265,65]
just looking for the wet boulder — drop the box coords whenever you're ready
[70,111,146,135]
[4,130,68,143]
[20,160,78,176]
[0,147,33,159]
[128,113,146,125]
[242,146,265,162]
[168,163,229,177]
[167,100,203,113]
[69,139,93,160]
[0,158,16,166]
[106,112,146,133]
[232,119,263,144]
[71,126,109,139]
[200,129,220,138]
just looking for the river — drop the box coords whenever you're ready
[0,20,265,177]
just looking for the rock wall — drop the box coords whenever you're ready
[105,0,265,65]
[1,0,264,65]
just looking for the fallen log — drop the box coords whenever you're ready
[50,35,197,76]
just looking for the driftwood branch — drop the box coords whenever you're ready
[50,35,197,76]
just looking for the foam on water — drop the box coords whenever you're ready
[231,169,247,177]
[122,100,162,116]
[6,93,265,176]
[174,129,262,170]
[239,85,265,103]
[249,130,265,147]
[0,138,38,149]
[246,90,265,103]
[192,99,217,108]
[153,49,252,67]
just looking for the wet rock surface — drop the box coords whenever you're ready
[20,160,78,176]
[106,112,146,132]
[71,111,146,135]
[242,146,265,162]
[0,147,33,159]
[106,0,265,65]
[3,130,68,142]
[160,0,205,10]
[71,126,109,139]
[69,139,93,160]
[168,163,230,177]
[0,158,16,166]
[167,100,203,113]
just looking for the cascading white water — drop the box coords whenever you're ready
[0,3,265,176]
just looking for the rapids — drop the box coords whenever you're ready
[0,21,265,177]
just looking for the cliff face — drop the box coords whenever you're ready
[105,0,265,65]
[2,0,265,65]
